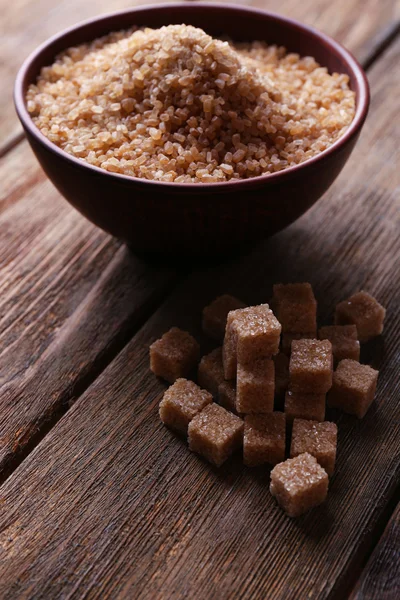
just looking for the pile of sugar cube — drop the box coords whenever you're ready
[150,286,385,518]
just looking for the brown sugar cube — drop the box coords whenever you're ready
[236,305,281,363]
[270,453,329,517]
[223,305,281,379]
[285,391,326,423]
[290,419,337,475]
[274,352,290,400]
[150,327,200,383]
[272,283,317,334]
[188,403,244,467]
[281,332,315,356]
[236,359,275,414]
[289,339,333,394]
[319,325,360,364]
[202,294,246,342]
[218,380,240,415]
[197,347,224,397]
[159,379,212,435]
[328,359,378,418]
[244,413,286,467]
[335,291,386,342]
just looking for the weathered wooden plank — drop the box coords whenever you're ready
[0,0,396,480]
[0,36,398,599]
[0,141,179,478]
[351,503,400,600]
[0,0,398,153]
[0,140,46,215]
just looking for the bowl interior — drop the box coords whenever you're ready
[20,3,365,108]
[15,2,369,200]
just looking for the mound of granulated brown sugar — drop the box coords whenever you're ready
[27,24,355,183]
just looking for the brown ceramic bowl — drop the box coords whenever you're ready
[14,2,369,259]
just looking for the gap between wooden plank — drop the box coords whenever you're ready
[362,19,400,70]
[350,500,400,600]
[334,486,400,599]
[0,35,398,599]
[0,131,25,161]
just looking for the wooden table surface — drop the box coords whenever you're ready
[0,1,399,598]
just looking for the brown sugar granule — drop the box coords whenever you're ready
[335,291,386,342]
[270,453,329,517]
[285,390,326,423]
[218,380,239,415]
[281,332,315,356]
[289,339,333,394]
[197,347,225,397]
[290,419,337,475]
[223,304,281,379]
[159,378,212,435]
[244,413,286,466]
[272,283,317,334]
[188,403,244,467]
[27,25,355,183]
[236,358,275,414]
[202,295,246,342]
[150,327,200,383]
[328,359,379,418]
[274,352,290,400]
[318,324,360,364]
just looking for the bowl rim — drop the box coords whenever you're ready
[14,1,370,194]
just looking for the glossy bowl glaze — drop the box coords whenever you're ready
[14,2,369,258]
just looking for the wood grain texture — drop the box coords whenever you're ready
[0,0,396,482]
[0,37,399,599]
[351,503,400,600]
[1,0,399,153]
[0,142,178,478]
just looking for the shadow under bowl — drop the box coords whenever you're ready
[14,2,369,260]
